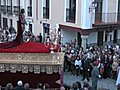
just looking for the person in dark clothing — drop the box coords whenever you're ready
[117,83,120,90]
[91,61,101,90]
[38,33,42,43]
[76,81,82,90]
[37,82,43,90]
[103,54,110,79]
[81,55,90,82]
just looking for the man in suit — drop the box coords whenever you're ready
[91,61,101,90]
[81,54,90,82]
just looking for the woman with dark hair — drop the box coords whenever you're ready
[76,81,82,90]
[71,83,78,90]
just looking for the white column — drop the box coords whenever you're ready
[81,35,88,50]
[81,0,91,29]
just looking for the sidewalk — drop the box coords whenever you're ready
[64,72,116,90]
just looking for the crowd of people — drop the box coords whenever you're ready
[0,27,43,43]
[60,39,120,90]
[0,80,52,90]
[1,26,120,89]
[0,27,17,43]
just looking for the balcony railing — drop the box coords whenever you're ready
[7,6,13,15]
[92,13,120,24]
[14,6,19,15]
[27,6,32,17]
[0,5,7,14]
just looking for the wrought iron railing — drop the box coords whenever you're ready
[92,13,120,24]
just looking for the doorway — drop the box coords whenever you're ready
[97,31,103,46]
[77,32,82,48]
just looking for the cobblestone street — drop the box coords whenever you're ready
[64,72,116,90]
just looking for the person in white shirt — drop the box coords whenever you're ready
[75,56,82,76]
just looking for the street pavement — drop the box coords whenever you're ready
[64,72,117,90]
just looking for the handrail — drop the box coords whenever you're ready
[91,12,120,24]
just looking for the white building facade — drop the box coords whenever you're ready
[0,0,120,49]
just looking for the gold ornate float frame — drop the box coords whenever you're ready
[0,53,64,74]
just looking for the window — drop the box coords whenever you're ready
[14,0,19,15]
[66,0,76,23]
[43,0,49,19]
[117,0,120,22]
[3,17,8,28]
[7,0,12,14]
[95,0,103,23]
[28,0,32,16]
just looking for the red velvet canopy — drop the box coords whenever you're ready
[0,42,48,53]
[0,41,60,53]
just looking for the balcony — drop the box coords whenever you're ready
[7,6,13,15]
[14,6,19,15]
[27,6,32,17]
[0,5,7,14]
[91,13,120,24]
